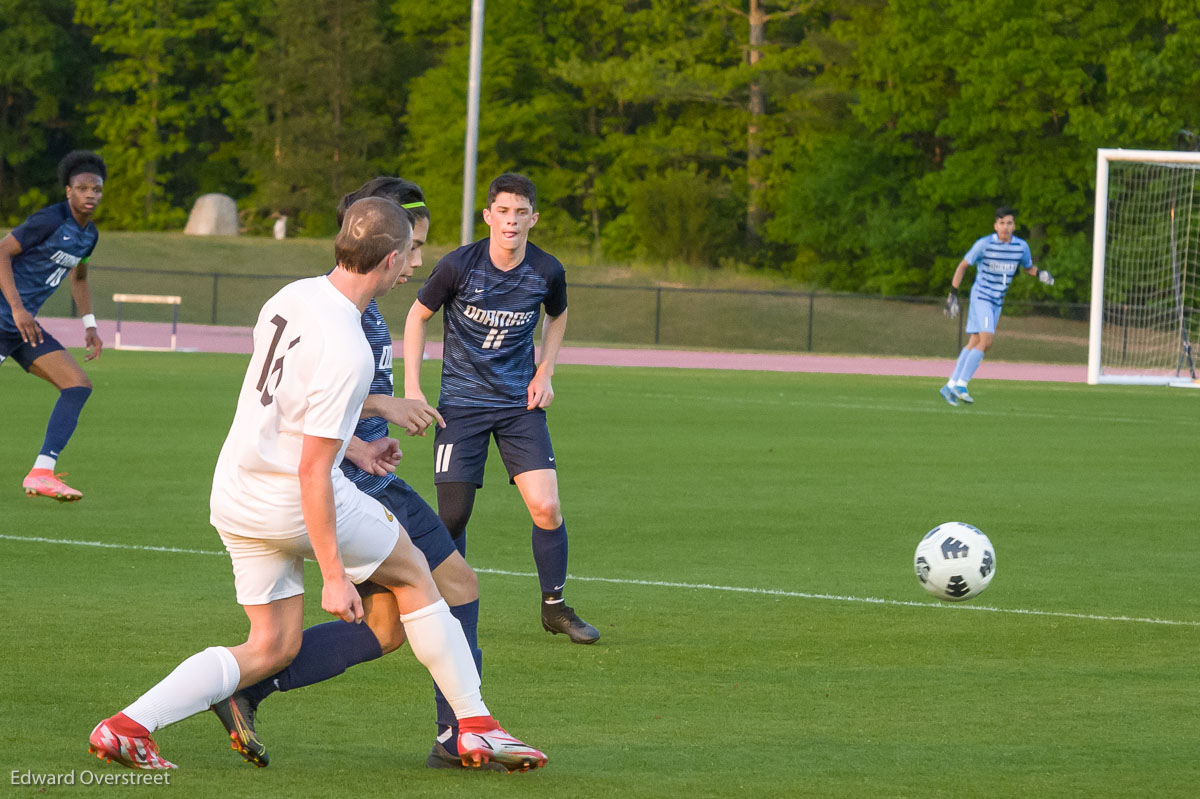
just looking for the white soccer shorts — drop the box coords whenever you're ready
[217,489,402,606]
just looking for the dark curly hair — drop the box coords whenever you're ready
[58,150,107,186]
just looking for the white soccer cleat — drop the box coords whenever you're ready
[457,725,547,772]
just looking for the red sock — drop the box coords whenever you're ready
[457,715,499,733]
[107,712,151,738]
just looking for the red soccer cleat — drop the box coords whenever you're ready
[88,718,177,770]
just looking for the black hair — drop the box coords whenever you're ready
[995,206,1016,220]
[487,173,537,211]
[337,177,428,227]
[58,150,107,186]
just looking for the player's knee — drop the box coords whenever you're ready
[433,556,479,604]
[436,483,476,537]
[244,630,301,673]
[527,497,562,529]
[374,621,407,656]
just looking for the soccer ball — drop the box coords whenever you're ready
[913,522,996,602]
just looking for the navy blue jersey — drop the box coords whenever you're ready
[338,298,410,497]
[1,202,98,333]
[417,239,567,408]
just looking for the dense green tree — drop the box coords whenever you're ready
[775,0,1200,300]
[76,0,216,228]
[0,0,93,222]
[236,0,404,235]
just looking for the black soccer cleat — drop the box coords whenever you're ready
[211,692,269,767]
[541,601,600,644]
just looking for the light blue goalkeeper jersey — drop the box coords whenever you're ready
[962,233,1032,305]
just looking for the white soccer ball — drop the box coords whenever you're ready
[913,522,996,602]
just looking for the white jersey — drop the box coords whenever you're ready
[210,276,374,538]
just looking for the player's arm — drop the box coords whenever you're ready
[403,299,435,403]
[69,259,103,360]
[360,393,443,436]
[298,433,363,624]
[528,308,567,410]
[944,259,969,318]
[0,233,40,345]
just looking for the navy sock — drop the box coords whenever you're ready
[435,600,482,753]
[40,386,92,458]
[532,521,568,598]
[240,620,383,707]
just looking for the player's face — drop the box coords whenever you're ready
[483,192,538,252]
[65,173,104,220]
[994,214,1015,242]
[376,246,413,297]
[408,217,430,271]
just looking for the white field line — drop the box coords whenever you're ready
[3,533,1197,628]
[640,391,1200,428]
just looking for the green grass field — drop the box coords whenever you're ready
[3,353,1197,797]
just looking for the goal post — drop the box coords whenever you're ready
[1088,148,1200,386]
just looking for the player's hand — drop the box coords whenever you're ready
[322,573,364,624]
[1038,269,1055,286]
[84,329,103,361]
[12,307,41,346]
[527,372,554,410]
[381,396,444,436]
[944,290,960,319]
[346,436,402,476]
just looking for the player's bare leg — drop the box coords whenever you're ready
[516,469,599,644]
[94,597,304,770]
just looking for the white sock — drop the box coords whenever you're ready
[33,455,56,471]
[400,599,489,720]
[122,646,240,733]
[955,381,968,389]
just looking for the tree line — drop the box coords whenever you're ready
[3,0,1198,301]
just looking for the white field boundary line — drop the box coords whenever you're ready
[4,533,1197,628]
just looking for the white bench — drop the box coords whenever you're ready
[112,293,183,352]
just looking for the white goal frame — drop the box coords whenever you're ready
[1088,148,1200,385]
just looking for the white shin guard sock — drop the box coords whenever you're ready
[122,646,241,733]
[400,599,489,720]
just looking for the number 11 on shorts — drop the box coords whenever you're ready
[435,443,454,474]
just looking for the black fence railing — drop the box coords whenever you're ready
[46,265,1094,363]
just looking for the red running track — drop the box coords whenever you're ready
[38,317,1087,383]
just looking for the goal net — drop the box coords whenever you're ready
[1088,148,1200,385]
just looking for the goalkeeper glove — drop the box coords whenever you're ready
[944,287,960,319]
[1038,269,1054,286]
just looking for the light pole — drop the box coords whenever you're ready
[461,0,485,245]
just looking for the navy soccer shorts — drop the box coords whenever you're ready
[355,478,459,599]
[432,405,556,487]
[0,326,66,371]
